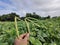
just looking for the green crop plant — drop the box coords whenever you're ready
[0,17,60,45]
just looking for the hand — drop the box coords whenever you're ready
[14,33,29,45]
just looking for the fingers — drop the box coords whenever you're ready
[24,33,29,40]
[17,33,29,40]
[19,33,27,39]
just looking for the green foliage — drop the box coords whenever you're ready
[0,17,60,45]
[0,13,20,21]
[26,12,41,19]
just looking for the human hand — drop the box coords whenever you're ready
[14,33,29,45]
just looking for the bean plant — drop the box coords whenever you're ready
[0,17,60,45]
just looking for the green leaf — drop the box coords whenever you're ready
[29,37,42,45]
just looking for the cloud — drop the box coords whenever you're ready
[0,10,26,17]
[0,0,60,17]
[0,1,18,15]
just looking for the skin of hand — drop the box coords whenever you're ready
[14,33,29,45]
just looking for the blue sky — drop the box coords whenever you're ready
[0,0,12,4]
[0,0,60,17]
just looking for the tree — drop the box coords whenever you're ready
[32,12,41,19]
[0,13,20,21]
[26,12,41,19]
[46,15,50,19]
[26,13,32,17]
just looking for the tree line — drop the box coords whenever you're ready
[0,12,59,21]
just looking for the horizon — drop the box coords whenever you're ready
[0,0,60,17]
[0,12,60,17]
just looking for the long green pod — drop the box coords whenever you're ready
[15,16,19,37]
[16,17,21,21]
[25,18,30,34]
[27,17,39,21]
[26,18,40,27]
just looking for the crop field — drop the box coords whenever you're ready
[0,17,60,45]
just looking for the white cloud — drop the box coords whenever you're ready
[0,0,60,17]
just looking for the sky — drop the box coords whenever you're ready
[0,0,60,17]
